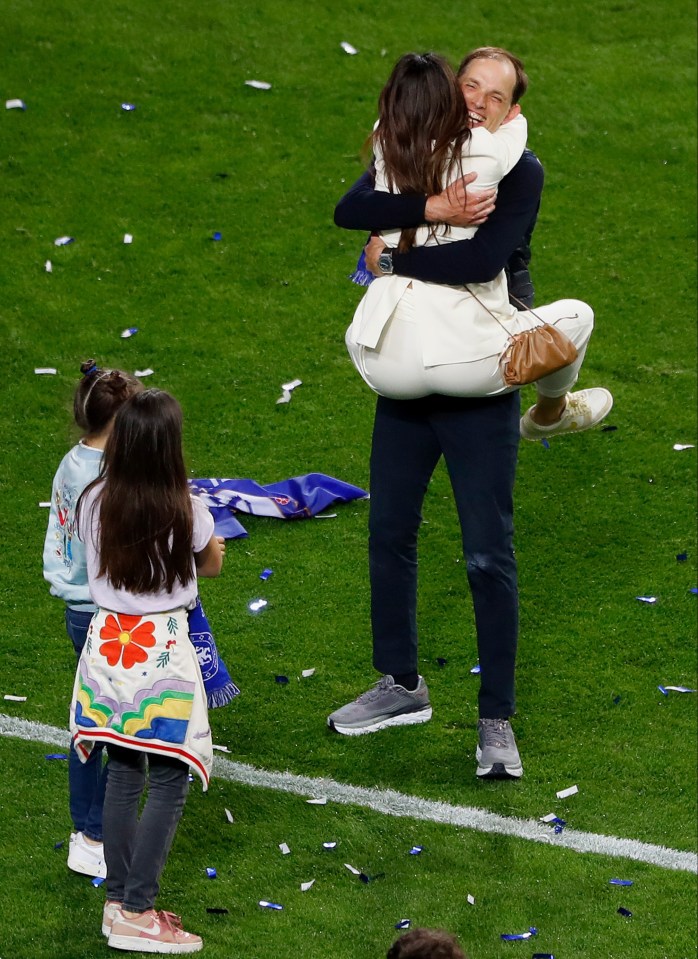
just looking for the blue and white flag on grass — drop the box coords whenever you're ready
[189,473,368,539]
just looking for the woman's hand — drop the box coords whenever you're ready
[425,172,496,227]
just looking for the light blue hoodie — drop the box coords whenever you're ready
[43,442,103,610]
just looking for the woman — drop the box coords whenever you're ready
[345,52,611,430]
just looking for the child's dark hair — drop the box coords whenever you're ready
[387,927,468,959]
[74,360,142,434]
[81,389,194,594]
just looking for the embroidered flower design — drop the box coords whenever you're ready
[99,614,156,669]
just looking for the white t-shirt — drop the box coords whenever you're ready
[81,486,214,614]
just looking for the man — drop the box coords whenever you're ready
[327,48,558,779]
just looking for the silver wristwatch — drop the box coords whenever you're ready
[378,248,394,275]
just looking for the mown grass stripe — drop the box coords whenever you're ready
[2,713,695,874]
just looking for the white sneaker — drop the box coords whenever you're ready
[67,831,107,879]
[521,388,613,440]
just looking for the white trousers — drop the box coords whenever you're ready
[346,288,594,400]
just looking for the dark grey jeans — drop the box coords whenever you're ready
[104,745,190,913]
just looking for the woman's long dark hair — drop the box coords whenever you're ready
[375,53,471,252]
[79,389,194,594]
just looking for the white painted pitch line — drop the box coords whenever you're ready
[1,713,695,874]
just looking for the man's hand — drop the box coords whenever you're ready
[364,234,386,276]
[425,172,496,227]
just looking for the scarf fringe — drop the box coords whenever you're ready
[207,681,241,710]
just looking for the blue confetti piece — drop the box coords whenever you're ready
[121,102,136,111]
[609,879,633,886]
[500,927,537,941]
[259,900,283,910]
[212,231,222,241]
[658,686,669,696]
[617,907,632,918]
[54,840,65,850]
[470,663,481,674]
[260,568,273,580]
[541,438,550,449]
[92,877,105,887]
[275,675,289,685]
[45,753,68,760]
[690,587,698,595]
[206,867,217,879]
[676,552,687,562]
[554,823,565,834]
[532,954,555,959]
[613,695,622,704]
[395,919,411,930]
[409,846,424,855]
[436,657,447,667]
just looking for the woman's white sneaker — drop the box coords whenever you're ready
[521,388,613,440]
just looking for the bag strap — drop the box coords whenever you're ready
[464,284,548,335]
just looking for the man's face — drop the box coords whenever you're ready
[459,57,519,133]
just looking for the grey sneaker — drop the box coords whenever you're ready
[476,718,523,779]
[327,675,432,736]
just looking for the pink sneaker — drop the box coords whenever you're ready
[108,909,203,953]
[102,900,123,937]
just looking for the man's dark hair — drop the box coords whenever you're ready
[387,927,468,959]
[457,46,529,104]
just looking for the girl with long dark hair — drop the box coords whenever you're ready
[71,389,224,954]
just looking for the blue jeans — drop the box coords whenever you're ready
[66,606,107,841]
[368,391,520,718]
[104,745,190,913]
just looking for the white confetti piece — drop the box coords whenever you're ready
[306,796,327,805]
[121,103,136,111]
[245,80,272,90]
[301,668,316,678]
[38,501,51,508]
[344,863,361,875]
[663,685,697,693]
[123,233,133,244]
[636,596,657,604]
[323,841,337,849]
[341,41,358,55]
[120,328,138,339]
[6,98,26,110]
[276,378,303,405]
[539,813,558,823]
[212,744,231,753]
[35,368,57,375]
[279,842,291,855]
[314,512,337,519]
[135,368,154,377]
[556,784,579,799]
[300,879,315,892]
[54,236,74,246]
[224,808,234,823]
[467,894,475,905]
[45,260,52,273]
[248,598,268,613]
[4,694,27,702]
[673,443,695,451]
